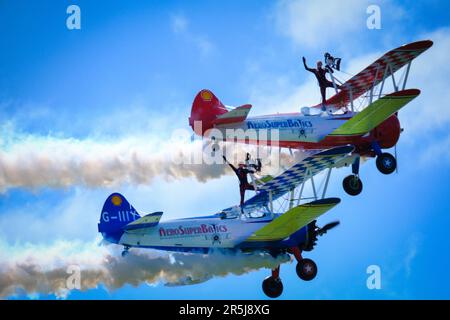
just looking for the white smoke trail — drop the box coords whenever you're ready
[0,239,290,299]
[0,131,303,192]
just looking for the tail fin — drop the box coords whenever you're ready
[98,193,141,244]
[189,89,228,135]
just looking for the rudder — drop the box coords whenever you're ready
[189,89,228,135]
[98,193,141,244]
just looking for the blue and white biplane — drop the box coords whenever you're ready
[98,145,354,298]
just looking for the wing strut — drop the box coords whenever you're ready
[369,65,381,104]
[402,61,412,90]
[234,146,354,215]
[321,168,332,199]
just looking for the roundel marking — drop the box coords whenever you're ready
[111,195,123,206]
[200,90,212,101]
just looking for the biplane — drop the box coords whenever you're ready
[98,146,354,298]
[189,40,433,196]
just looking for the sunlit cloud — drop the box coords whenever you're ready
[275,0,369,48]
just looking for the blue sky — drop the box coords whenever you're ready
[1,0,450,299]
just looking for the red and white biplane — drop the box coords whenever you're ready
[189,40,433,195]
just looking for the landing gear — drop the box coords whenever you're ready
[342,156,363,196]
[296,259,317,281]
[372,141,397,175]
[342,174,363,196]
[121,246,130,257]
[376,152,397,174]
[291,247,318,281]
[341,143,397,195]
[262,265,283,298]
[261,248,319,297]
[262,275,283,298]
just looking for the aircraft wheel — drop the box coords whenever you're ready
[296,258,317,281]
[121,250,129,257]
[342,175,363,196]
[262,276,283,298]
[376,152,396,175]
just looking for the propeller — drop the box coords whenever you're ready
[317,220,340,236]
[303,220,340,251]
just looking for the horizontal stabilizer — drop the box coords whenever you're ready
[124,211,163,231]
[329,89,420,137]
[246,198,340,242]
[213,104,252,125]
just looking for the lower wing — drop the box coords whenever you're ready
[328,89,420,137]
[245,198,340,242]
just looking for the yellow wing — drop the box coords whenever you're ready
[329,89,420,137]
[246,198,340,242]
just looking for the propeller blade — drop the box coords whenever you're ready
[323,221,340,231]
[317,221,340,236]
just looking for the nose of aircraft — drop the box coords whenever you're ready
[371,114,401,149]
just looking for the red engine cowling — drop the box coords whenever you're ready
[370,114,401,149]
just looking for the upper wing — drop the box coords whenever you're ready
[314,40,432,109]
[245,198,340,242]
[213,104,252,125]
[242,145,354,212]
[328,89,420,137]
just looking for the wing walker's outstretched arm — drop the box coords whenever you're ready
[223,156,238,174]
[302,56,315,73]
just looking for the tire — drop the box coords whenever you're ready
[262,276,283,298]
[342,175,363,196]
[376,153,397,175]
[296,258,318,281]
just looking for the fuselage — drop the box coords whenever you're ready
[117,212,308,254]
[208,112,400,155]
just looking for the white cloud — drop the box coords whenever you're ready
[419,133,450,165]
[399,28,450,136]
[171,14,188,34]
[404,234,421,278]
[170,14,214,57]
[275,0,370,48]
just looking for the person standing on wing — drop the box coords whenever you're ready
[302,56,341,110]
[223,154,261,210]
